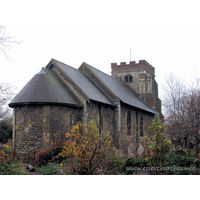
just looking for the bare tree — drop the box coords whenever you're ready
[0,25,18,118]
[0,83,15,119]
[0,25,20,59]
[162,73,186,149]
[163,73,200,157]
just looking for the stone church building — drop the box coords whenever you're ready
[9,59,161,157]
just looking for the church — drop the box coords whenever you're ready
[9,59,162,157]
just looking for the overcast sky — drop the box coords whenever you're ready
[1,0,200,101]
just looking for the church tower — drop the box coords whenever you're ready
[111,60,162,114]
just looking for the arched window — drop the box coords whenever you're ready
[136,112,139,143]
[25,112,29,128]
[127,111,131,135]
[140,114,143,137]
[125,75,133,83]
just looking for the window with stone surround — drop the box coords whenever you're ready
[125,75,133,83]
[127,111,131,135]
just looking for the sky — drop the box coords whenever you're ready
[1,0,200,103]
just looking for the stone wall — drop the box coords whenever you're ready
[13,105,43,154]
[115,103,155,157]
[86,100,116,134]
[13,105,81,154]
[50,105,81,144]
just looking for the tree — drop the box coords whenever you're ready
[60,119,116,175]
[0,83,15,119]
[0,25,19,59]
[0,25,17,119]
[0,118,12,144]
[144,115,172,167]
[163,73,200,157]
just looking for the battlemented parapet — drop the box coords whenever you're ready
[111,60,155,75]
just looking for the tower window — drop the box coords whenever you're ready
[125,75,133,83]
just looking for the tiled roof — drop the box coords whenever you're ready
[9,68,81,107]
[82,62,157,114]
[9,58,157,114]
[52,59,115,106]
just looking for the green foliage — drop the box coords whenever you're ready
[144,115,172,167]
[0,144,28,175]
[107,156,126,174]
[163,154,199,175]
[0,162,29,175]
[0,144,13,164]
[35,162,61,175]
[123,158,148,175]
[0,118,12,144]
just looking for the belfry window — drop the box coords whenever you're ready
[125,75,132,83]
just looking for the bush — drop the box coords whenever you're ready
[0,118,12,144]
[33,141,63,166]
[0,162,29,175]
[60,120,116,175]
[107,156,126,174]
[144,115,172,167]
[35,162,61,175]
[163,154,198,175]
[123,158,148,175]
[0,144,13,164]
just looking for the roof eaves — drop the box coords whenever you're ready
[9,101,82,108]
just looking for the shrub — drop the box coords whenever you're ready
[0,118,12,144]
[144,115,172,167]
[123,158,148,175]
[35,162,60,175]
[107,156,126,174]
[33,141,63,166]
[0,162,29,175]
[60,120,116,175]
[0,144,13,164]
[163,154,198,175]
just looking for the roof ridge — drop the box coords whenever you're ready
[82,62,119,100]
[51,59,90,100]
[82,62,110,77]
[52,58,78,70]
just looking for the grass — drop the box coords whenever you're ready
[35,162,61,175]
[0,162,29,175]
